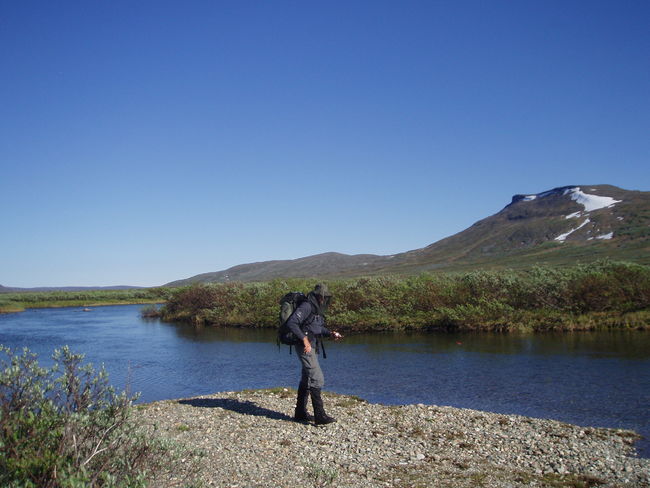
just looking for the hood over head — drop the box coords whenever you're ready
[308,283,332,315]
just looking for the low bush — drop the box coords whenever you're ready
[0,345,194,487]
[140,304,161,318]
[158,261,650,332]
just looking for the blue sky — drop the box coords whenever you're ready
[1,1,648,287]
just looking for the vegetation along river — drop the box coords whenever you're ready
[1,304,648,457]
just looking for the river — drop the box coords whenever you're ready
[1,304,649,456]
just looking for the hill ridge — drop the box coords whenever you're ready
[166,184,650,286]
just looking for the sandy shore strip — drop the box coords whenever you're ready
[136,388,650,488]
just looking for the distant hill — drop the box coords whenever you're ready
[165,252,390,286]
[164,184,646,286]
[0,285,143,294]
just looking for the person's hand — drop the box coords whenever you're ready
[332,331,343,340]
[303,337,312,354]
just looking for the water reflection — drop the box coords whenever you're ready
[169,322,275,343]
[163,319,650,359]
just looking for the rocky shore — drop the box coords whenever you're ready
[137,389,650,488]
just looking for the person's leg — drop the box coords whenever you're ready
[296,345,335,425]
[294,370,313,421]
[297,343,325,389]
[309,386,335,425]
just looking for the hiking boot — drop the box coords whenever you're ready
[293,410,315,422]
[294,383,314,422]
[315,412,336,425]
[310,387,336,425]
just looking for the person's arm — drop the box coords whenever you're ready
[313,322,343,342]
[322,325,343,340]
[285,302,312,352]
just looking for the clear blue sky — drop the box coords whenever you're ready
[1,1,648,287]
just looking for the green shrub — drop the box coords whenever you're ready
[0,346,193,487]
[158,261,650,332]
[140,304,161,318]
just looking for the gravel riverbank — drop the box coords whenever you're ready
[137,388,649,488]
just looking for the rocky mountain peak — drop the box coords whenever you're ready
[509,186,622,210]
[509,185,578,205]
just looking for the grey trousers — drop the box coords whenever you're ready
[296,344,325,389]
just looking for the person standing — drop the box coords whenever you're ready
[284,283,342,424]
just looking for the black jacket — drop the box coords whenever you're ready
[285,299,331,342]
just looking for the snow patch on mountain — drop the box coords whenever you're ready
[566,187,622,212]
[555,218,591,242]
[596,232,614,240]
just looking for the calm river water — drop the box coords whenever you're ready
[1,304,649,456]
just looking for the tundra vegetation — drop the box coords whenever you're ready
[2,261,648,331]
[0,345,198,487]
[0,288,171,313]
[159,261,650,332]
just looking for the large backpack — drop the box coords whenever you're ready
[277,291,328,358]
[277,291,309,345]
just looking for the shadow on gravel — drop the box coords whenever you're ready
[178,398,292,421]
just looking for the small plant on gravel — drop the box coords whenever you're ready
[245,387,295,398]
[268,387,295,398]
[410,426,426,438]
[444,430,466,441]
[539,472,606,488]
[334,396,364,408]
[0,345,197,487]
[615,430,641,444]
[306,463,338,487]
[470,472,488,484]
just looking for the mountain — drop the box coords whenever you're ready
[165,185,650,286]
[165,252,390,286]
[392,184,650,272]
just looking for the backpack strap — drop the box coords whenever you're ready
[320,338,327,359]
[299,303,316,333]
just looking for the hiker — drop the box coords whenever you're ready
[284,283,342,424]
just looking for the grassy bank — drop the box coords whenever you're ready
[159,261,650,332]
[0,288,173,313]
